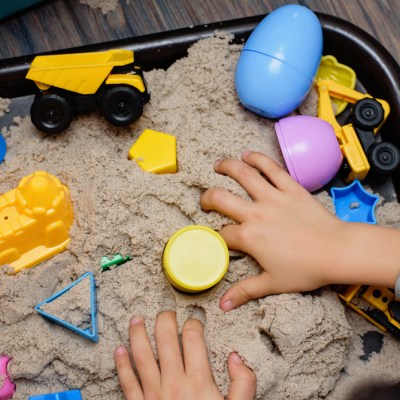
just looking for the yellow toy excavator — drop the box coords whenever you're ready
[338,284,400,338]
[26,49,150,134]
[316,79,400,184]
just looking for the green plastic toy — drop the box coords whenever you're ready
[101,254,132,271]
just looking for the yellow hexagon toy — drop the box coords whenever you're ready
[128,129,177,174]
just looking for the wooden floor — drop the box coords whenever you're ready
[0,0,400,65]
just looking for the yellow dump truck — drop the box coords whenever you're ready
[26,49,150,134]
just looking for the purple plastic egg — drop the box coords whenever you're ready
[275,115,343,192]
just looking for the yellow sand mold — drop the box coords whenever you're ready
[0,171,74,273]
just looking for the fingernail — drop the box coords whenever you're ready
[116,346,126,355]
[214,159,222,169]
[130,316,143,325]
[242,151,252,158]
[221,300,234,312]
[232,353,243,364]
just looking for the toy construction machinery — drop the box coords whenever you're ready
[26,49,150,134]
[316,80,400,184]
[339,285,400,338]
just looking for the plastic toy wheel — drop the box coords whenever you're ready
[101,86,143,126]
[389,300,400,323]
[353,98,384,130]
[30,93,73,134]
[367,141,400,182]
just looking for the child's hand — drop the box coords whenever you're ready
[115,311,256,400]
[201,151,348,311]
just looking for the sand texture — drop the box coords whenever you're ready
[0,98,10,117]
[1,33,400,399]
[79,0,120,14]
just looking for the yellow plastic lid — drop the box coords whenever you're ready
[163,225,229,293]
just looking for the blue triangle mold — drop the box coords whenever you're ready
[35,272,99,343]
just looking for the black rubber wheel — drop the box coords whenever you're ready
[353,98,384,130]
[367,141,400,182]
[101,86,143,126]
[30,93,73,134]
[389,300,400,322]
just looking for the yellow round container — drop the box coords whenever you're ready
[163,225,229,293]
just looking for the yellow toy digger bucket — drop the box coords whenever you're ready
[316,55,356,115]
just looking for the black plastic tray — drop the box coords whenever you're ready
[1,13,400,197]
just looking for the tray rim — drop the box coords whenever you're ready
[1,13,399,96]
[2,12,400,195]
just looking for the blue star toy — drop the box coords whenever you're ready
[330,180,379,224]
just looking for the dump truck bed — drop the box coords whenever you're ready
[26,49,134,95]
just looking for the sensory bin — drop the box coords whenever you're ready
[1,32,400,400]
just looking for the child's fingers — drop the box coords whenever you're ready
[218,224,252,252]
[220,273,272,312]
[129,317,161,396]
[226,353,256,400]
[182,319,214,380]
[200,188,252,223]
[214,158,276,201]
[114,346,144,400]
[155,311,185,381]
[242,151,298,192]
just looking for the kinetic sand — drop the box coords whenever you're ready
[40,275,92,332]
[79,0,119,14]
[1,33,400,399]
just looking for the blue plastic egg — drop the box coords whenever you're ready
[235,5,323,119]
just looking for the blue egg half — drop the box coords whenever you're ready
[235,5,323,119]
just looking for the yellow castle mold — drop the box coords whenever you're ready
[0,171,74,273]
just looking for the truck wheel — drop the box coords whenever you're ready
[101,86,143,126]
[367,141,400,182]
[30,93,73,134]
[389,300,400,322]
[353,98,384,130]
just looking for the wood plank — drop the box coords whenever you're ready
[0,0,399,67]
